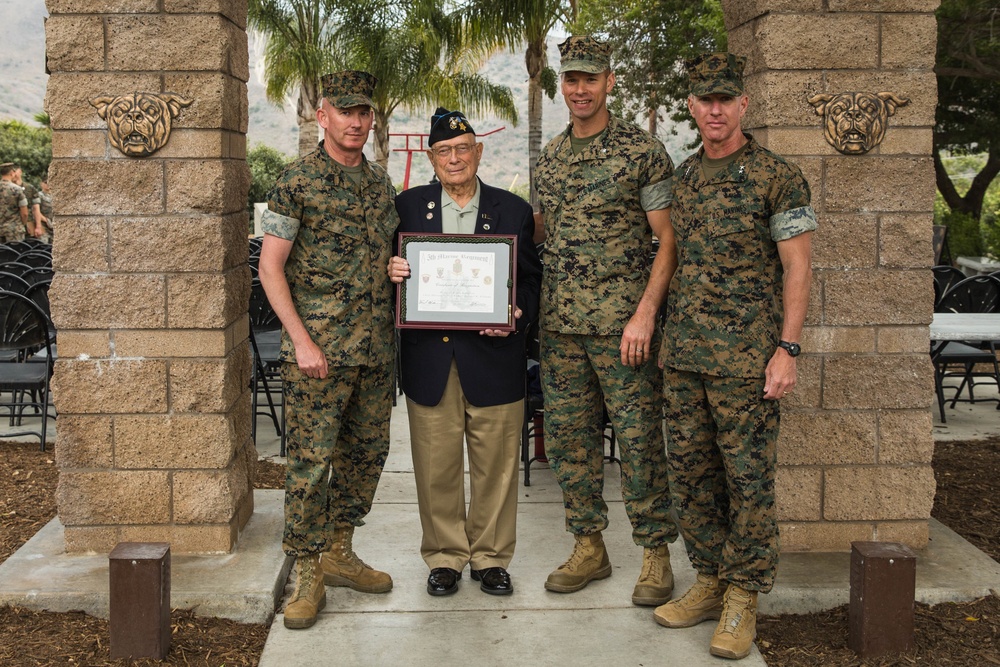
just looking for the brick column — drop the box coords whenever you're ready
[723,0,938,550]
[45,0,254,553]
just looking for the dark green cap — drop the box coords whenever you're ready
[687,52,746,96]
[320,70,377,108]
[558,36,612,74]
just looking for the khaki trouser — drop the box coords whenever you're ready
[407,360,522,571]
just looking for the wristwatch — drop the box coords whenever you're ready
[778,340,801,357]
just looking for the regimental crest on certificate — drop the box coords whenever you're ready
[396,234,518,331]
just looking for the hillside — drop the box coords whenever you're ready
[1,1,698,188]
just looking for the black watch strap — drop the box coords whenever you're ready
[778,340,801,357]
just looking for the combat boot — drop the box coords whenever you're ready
[283,553,326,630]
[653,572,724,628]
[710,584,758,660]
[631,544,674,606]
[544,532,612,593]
[322,526,393,593]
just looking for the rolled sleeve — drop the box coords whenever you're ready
[770,205,817,242]
[640,177,673,212]
[261,208,300,241]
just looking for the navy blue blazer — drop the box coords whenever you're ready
[395,179,542,407]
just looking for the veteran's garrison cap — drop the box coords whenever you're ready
[428,107,476,146]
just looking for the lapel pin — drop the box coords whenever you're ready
[427,201,435,209]
[426,212,433,220]
[483,223,491,230]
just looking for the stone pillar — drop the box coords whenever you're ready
[45,0,254,553]
[723,0,938,550]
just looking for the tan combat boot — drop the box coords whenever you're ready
[283,553,326,630]
[653,572,724,628]
[710,584,758,660]
[632,544,674,606]
[544,533,613,593]
[322,526,393,593]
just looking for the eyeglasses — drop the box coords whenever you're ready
[430,144,476,159]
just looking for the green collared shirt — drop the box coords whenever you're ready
[440,180,481,234]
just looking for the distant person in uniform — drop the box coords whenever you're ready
[38,177,53,243]
[388,108,542,597]
[653,53,815,661]
[534,36,679,606]
[0,163,30,243]
[13,168,45,240]
[259,70,399,630]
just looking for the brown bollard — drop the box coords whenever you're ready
[109,542,171,660]
[848,541,917,659]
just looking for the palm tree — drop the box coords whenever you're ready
[461,0,577,207]
[248,0,339,156]
[329,0,518,169]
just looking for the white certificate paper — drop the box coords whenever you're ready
[416,250,496,313]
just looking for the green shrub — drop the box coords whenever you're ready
[247,144,290,210]
[939,209,984,259]
[0,120,51,185]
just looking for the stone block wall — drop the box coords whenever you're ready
[723,0,939,550]
[45,0,255,553]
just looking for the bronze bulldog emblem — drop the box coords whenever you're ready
[90,92,193,157]
[807,91,910,155]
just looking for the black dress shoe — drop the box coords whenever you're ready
[427,567,461,596]
[470,567,513,595]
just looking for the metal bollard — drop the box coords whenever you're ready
[109,542,171,660]
[848,541,917,659]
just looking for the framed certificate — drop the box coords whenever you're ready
[396,233,518,332]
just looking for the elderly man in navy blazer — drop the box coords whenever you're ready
[389,108,542,596]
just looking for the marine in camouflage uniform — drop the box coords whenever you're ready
[38,180,53,242]
[654,53,815,660]
[259,71,398,629]
[535,36,678,605]
[20,179,44,239]
[0,163,29,243]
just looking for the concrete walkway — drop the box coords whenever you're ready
[2,390,999,666]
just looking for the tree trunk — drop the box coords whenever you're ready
[296,84,319,157]
[935,145,1000,220]
[373,108,391,170]
[526,37,545,210]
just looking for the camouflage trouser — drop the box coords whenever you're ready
[662,367,780,593]
[0,221,24,244]
[281,362,392,557]
[540,330,676,546]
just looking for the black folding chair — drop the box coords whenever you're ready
[932,275,1000,420]
[931,265,966,307]
[0,291,56,450]
[249,279,285,455]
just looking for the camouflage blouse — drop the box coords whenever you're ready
[263,143,399,367]
[536,116,674,335]
[661,134,817,378]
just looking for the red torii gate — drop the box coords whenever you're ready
[391,126,505,190]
